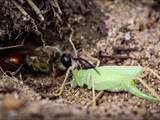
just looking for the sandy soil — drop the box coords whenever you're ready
[0,0,160,120]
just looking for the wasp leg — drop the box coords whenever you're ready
[68,27,78,57]
[12,64,24,75]
[52,65,75,96]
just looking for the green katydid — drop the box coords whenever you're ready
[70,66,160,103]
[53,49,160,105]
[53,58,160,104]
[52,34,160,104]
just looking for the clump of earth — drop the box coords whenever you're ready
[0,0,160,120]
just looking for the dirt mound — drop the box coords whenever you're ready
[0,0,160,120]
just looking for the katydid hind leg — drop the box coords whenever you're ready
[128,85,160,103]
[137,77,160,99]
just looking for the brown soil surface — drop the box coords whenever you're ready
[0,0,160,120]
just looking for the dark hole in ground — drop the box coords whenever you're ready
[0,0,160,120]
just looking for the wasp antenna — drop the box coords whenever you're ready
[74,57,100,75]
